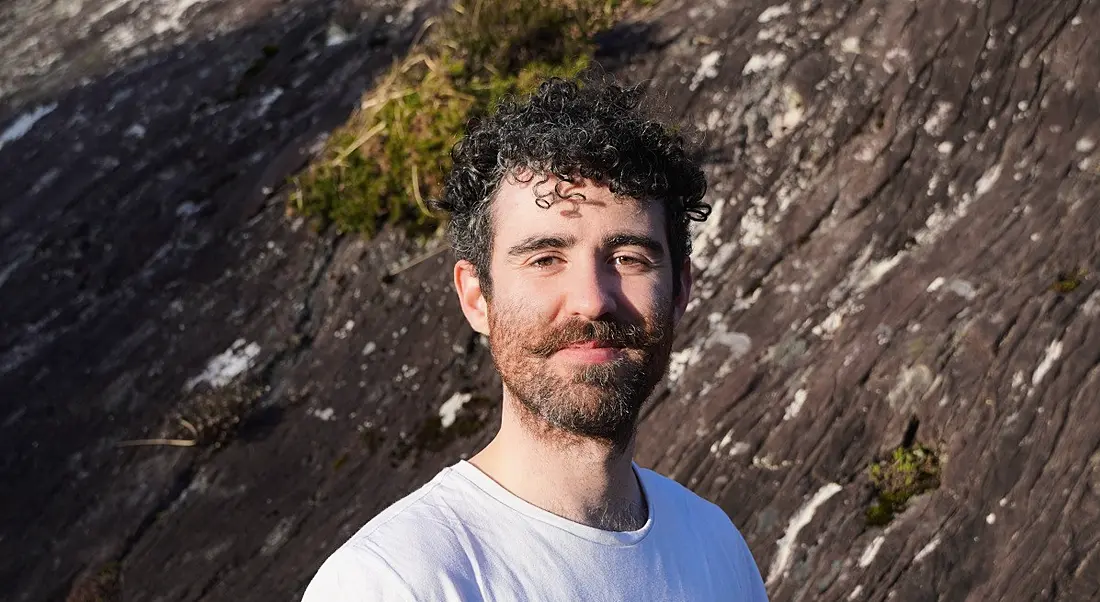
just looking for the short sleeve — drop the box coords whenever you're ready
[724,518,769,602]
[302,544,417,602]
[735,531,769,602]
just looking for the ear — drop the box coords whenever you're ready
[673,257,693,325]
[454,259,490,335]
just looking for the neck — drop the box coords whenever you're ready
[467,392,648,531]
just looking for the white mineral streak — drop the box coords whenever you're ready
[928,277,976,299]
[757,4,791,23]
[1082,292,1100,318]
[176,201,201,217]
[856,254,903,292]
[260,517,296,555]
[439,392,472,428]
[255,87,284,116]
[667,343,704,384]
[310,407,336,421]
[784,389,807,421]
[914,537,940,562]
[946,279,977,300]
[710,431,735,455]
[1011,371,1025,389]
[858,535,886,568]
[914,163,1001,247]
[767,483,843,584]
[670,315,749,386]
[185,339,261,390]
[740,196,769,247]
[1031,340,1063,386]
[923,101,953,136]
[690,51,722,91]
[154,0,214,33]
[974,163,1002,197]
[743,52,787,75]
[0,103,58,150]
[729,441,751,456]
[326,23,351,46]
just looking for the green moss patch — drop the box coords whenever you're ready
[866,444,941,526]
[290,0,649,238]
[1051,268,1087,294]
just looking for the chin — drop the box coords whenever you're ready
[512,380,637,439]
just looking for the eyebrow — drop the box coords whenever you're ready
[506,232,665,258]
[604,233,665,257]
[507,234,578,257]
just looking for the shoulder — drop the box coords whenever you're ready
[638,467,769,600]
[302,543,415,602]
[304,465,482,601]
[305,536,479,602]
[344,467,458,544]
[637,466,732,522]
[343,465,477,561]
[637,466,757,551]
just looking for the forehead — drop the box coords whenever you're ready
[490,175,666,245]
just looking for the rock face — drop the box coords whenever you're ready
[2,0,1098,601]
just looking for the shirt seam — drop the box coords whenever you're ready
[349,470,451,542]
[347,541,419,602]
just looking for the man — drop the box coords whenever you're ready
[304,76,769,601]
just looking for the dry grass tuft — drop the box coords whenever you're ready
[290,0,649,238]
[169,381,269,447]
[118,381,268,449]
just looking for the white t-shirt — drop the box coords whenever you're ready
[303,461,769,601]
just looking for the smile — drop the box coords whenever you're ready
[554,342,624,363]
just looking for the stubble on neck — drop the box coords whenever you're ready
[585,491,649,532]
[468,389,648,531]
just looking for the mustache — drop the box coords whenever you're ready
[524,318,665,357]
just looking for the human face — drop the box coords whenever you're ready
[454,175,692,447]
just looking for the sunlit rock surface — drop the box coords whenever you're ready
[2,1,1098,600]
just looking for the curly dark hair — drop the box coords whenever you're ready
[433,75,710,297]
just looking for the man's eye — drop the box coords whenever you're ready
[531,256,559,268]
[613,255,647,267]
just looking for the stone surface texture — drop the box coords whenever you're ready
[2,0,1098,601]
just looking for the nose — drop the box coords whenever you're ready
[565,262,618,320]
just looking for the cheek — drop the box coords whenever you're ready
[488,291,546,336]
[623,275,674,314]
[492,270,557,310]
[502,270,552,300]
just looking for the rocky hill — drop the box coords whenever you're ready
[2,0,1098,600]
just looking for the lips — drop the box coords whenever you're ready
[554,340,624,363]
[563,340,615,350]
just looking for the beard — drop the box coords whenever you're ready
[486,299,675,450]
